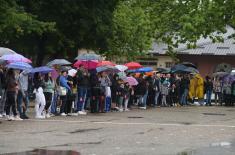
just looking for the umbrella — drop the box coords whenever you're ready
[75,53,102,61]
[115,65,128,72]
[171,64,188,73]
[212,72,229,77]
[0,54,32,63]
[96,65,120,73]
[181,62,197,69]
[124,62,142,70]
[68,69,77,77]
[0,47,16,57]
[73,60,98,70]
[136,67,153,73]
[6,62,32,70]
[97,61,115,67]
[223,74,235,83]
[157,67,171,73]
[183,67,199,74]
[123,77,138,86]
[47,59,71,66]
[117,72,127,79]
[30,66,53,74]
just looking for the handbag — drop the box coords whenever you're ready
[56,76,67,96]
[57,86,67,96]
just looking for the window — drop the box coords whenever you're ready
[165,62,173,68]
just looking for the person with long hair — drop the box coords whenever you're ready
[5,69,22,121]
[43,72,55,118]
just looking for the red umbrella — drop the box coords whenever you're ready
[97,60,115,67]
[124,62,142,70]
[73,60,99,69]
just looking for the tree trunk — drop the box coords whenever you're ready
[36,34,47,66]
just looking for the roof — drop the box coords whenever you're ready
[149,26,235,56]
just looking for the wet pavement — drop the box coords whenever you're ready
[0,106,234,155]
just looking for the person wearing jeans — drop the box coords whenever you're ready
[179,75,190,106]
[17,70,30,119]
[153,74,161,107]
[76,64,90,115]
[204,76,213,106]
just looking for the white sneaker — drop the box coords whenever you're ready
[139,107,146,110]
[14,115,23,121]
[60,113,67,116]
[119,108,123,112]
[46,113,51,118]
[0,114,2,118]
[5,115,13,121]
[78,111,87,115]
[124,108,130,111]
[73,113,79,116]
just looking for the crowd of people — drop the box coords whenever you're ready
[0,64,234,121]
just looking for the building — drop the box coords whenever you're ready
[138,26,235,77]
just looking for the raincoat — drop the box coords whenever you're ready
[189,77,197,100]
[195,74,204,99]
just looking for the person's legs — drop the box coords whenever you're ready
[143,91,148,108]
[44,92,52,112]
[60,96,67,114]
[17,91,23,116]
[0,89,6,115]
[124,98,129,110]
[23,91,30,116]
[6,92,17,116]
[81,88,87,111]
[154,92,160,107]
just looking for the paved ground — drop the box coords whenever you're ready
[0,106,235,155]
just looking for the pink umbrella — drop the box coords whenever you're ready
[0,53,32,63]
[73,60,99,69]
[123,76,138,86]
[97,61,115,67]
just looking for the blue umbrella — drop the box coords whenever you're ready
[136,67,153,73]
[30,66,53,74]
[6,62,32,70]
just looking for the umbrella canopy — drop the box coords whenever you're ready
[0,47,16,57]
[181,62,197,69]
[115,65,128,72]
[157,67,171,73]
[96,65,120,73]
[117,72,127,79]
[171,64,188,73]
[73,60,99,69]
[30,66,53,74]
[125,62,142,70]
[212,72,229,77]
[136,67,153,73]
[75,53,102,61]
[6,62,32,70]
[223,74,235,83]
[47,59,71,66]
[68,69,77,77]
[97,61,115,67]
[0,54,32,63]
[123,77,138,86]
[183,67,199,74]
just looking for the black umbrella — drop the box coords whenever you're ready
[171,64,187,73]
[156,67,170,73]
[181,62,197,69]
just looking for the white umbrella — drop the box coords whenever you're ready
[68,69,77,77]
[0,47,16,57]
[115,65,128,72]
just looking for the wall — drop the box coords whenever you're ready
[178,55,235,77]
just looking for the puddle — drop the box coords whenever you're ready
[1,149,80,155]
[202,113,226,116]
[69,128,102,134]
[127,116,143,118]
[177,141,234,155]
